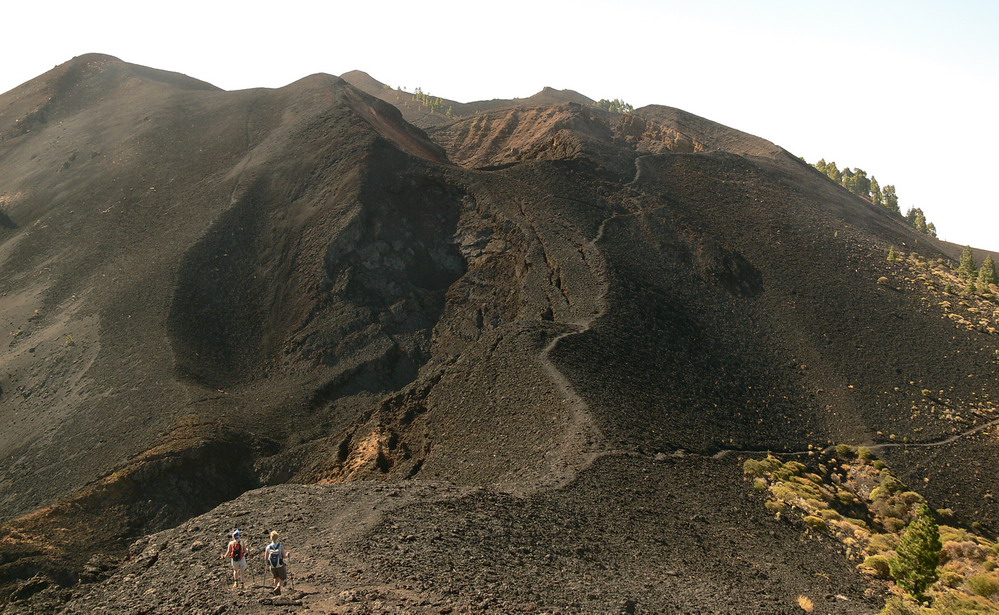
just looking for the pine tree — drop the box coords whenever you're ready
[883,185,899,214]
[871,177,883,207]
[888,504,941,599]
[958,245,977,280]
[978,255,998,288]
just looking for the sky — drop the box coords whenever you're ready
[3,0,997,250]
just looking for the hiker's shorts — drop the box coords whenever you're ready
[231,557,247,570]
[270,565,287,580]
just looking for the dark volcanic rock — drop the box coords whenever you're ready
[2,57,998,612]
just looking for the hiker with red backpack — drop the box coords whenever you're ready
[221,529,249,588]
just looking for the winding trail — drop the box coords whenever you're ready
[627,154,656,186]
[711,416,999,460]
[530,150,999,480]
[534,207,633,489]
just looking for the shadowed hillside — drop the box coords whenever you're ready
[1,57,997,614]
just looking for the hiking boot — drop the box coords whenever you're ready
[272,587,281,596]
[232,581,239,588]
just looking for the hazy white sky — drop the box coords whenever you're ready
[3,0,997,250]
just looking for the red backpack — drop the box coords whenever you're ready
[231,542,243,561]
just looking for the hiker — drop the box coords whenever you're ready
[264,530,289,595]
[221,529,248,588]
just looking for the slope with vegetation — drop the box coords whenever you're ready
[813,159,938,237]
[745,443,999,614]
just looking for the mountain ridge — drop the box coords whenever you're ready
[1,56,997,614]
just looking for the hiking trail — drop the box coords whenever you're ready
[711,415,999,460]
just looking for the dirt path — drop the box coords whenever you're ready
[711,416,999,460]
[627,154,656,186]
[533,205,642,490]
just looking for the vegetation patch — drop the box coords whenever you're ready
[745,448,999,613]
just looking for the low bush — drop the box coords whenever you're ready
[803,515,828,531]
[938,570,964,588]
[942,540,989,562]
[878,596,919,615]
[764,500,787,515]
[940,526,972,544]
[860,554,891,578]
[927,593,999,615]
[835,443,854,457]
[818,508,841,521]
[966,573,999,597]
[868,533,900,553]
[743,456,781,477]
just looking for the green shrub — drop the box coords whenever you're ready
[804,515,828,531]
[869,533,900,553]
[861,554,891,578]
[878,596,920,615]
[940,525,972,544]
[857,446,873,460]
[927,593,999,615]
[835,443,854,457]
[818,508,841,521]
[938,570,963,588]
[842,517,869,531]
[771,484,800,502]
[942,540,988,562]
[743,457,779,477]
[836,490,858,506]
[874,460,888,470]
[966,573,999,597]
[774,461,807,480]
[764,500,787,515]
[880,473,905,494]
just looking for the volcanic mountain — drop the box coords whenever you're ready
[1,54,997,614]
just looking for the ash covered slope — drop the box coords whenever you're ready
[0,53,467,586]
[2,57,999,613]
[420,100,999,521]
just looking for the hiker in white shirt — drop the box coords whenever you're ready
[264,530,290,595]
